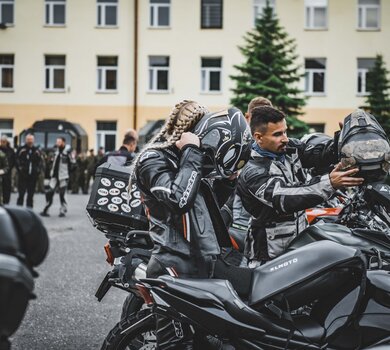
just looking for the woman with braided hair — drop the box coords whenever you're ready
[131,100,252,349]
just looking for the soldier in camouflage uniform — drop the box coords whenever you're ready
[0,149,9,205]
[84,149,97,194]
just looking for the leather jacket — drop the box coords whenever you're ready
[16,145,42,177]
[136,144,235,261]
[237,138,337,261]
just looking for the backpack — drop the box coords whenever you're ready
[338,109,390,183]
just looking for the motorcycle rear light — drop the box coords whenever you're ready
[104,243,114,266]
[136,284,154,305]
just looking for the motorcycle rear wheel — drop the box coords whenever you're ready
[100,309,156,350]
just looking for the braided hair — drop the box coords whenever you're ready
[127,100,209,193]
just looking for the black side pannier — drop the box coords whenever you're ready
[86,163,148,240]
[338,109,390,183]
[0,207,48,347]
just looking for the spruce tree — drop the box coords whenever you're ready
[364,54,390,134]
[230,2,308,137]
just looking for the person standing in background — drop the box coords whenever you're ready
[84,149,97,194]
[40,137,72,217]
[0,136,15,204]
[16,134,42,208]
[0,148,9,205]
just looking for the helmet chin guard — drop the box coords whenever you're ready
[193,107,252,178]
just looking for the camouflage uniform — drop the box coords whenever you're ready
[74,153,87,194]
[84,153,97,194]
[0,150,10,205]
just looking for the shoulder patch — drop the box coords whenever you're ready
[140,150,159,163]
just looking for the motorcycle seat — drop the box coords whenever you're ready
[158,276,272,332]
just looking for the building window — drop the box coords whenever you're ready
[357,58,375,95]
[148,56,169,92]
[150,0,170,27]
[0,54,14,91]
[45,55,65,91]
[0,119,13,146]
[97,0,117,27]
[201,57,222,93]
[97,56,118,92]
[45,0,66,26]
[96,121,117,152]
[253,0,275,24]
[305,58,326,95]
[358,0,380,30]
[201,0,222,29]
[0,0,13,25]
[305,0,327,29]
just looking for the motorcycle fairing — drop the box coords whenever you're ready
[249,241,365,309]
[289,223,390,253]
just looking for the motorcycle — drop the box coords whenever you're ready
[99,240,390,349]
[95,180,390,349]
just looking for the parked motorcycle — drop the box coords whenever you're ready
[99,240,390,349]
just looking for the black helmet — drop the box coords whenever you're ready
[193,107,252,178]
[300,132,332,146]
[301,132,333,176]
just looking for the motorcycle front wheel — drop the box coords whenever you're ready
[100,308,156,350]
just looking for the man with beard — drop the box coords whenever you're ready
[40,137,71,217]
[237,106,364,266]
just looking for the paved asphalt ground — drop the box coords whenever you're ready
[9,193,127,350]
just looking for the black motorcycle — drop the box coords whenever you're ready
[102,240,390,350]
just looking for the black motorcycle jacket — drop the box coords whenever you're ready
[237,138,337,261]
[16,145,42,177]
[136,144,235,261]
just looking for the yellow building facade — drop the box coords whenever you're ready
[0,0,389,150]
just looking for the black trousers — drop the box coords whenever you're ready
[43,178,67,214]
[147,253,216,350]
[2,174,12,204]
[17,175,37,208]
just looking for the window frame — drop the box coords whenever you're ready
[0,0,14,25]
[45,0,66,26]
[0,54,14,91]
[44,55,66,92]
[149,0,170,28]
[304,0,328,30]
[148,56,170,93]
[357,0,380,30]
[201,0,223,29]
[253,0,275,25]
[201,57,222,93]
[97,56,118,92]
[0,119,14,147]
[96,121,117,152]
[357,58,375,96]
[357,68,370,95]
[97,0,118,27]
[304,58,327,96]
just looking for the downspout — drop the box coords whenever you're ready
[133,0,139,130]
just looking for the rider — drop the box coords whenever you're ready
[131,100,252,349]
[237,106,364,267]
